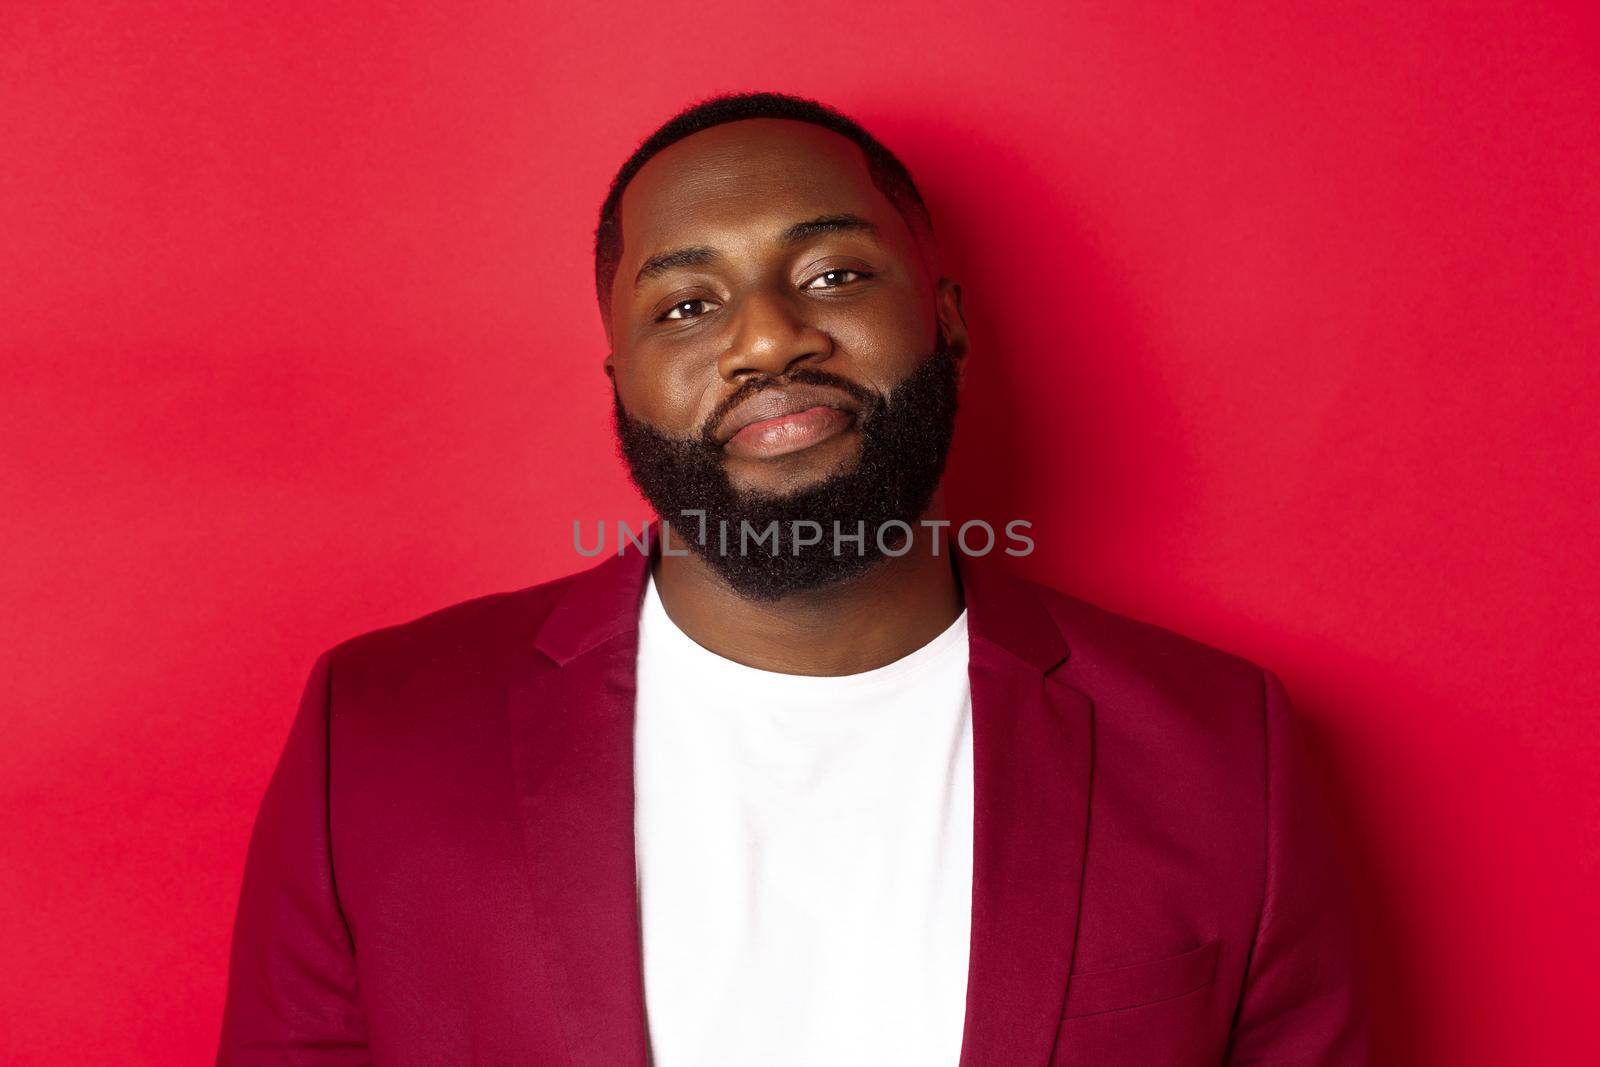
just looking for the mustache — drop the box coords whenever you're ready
[696,368,882,447]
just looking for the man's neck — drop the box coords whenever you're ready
[650,515,965,677]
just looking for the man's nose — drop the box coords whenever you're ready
[717,287,834,381]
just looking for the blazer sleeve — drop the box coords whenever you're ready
[1222,669,1373,1066]
[216,649,371,1065]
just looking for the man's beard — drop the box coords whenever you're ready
[612,334,960,601]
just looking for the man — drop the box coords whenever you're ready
[218,92,1370,1066]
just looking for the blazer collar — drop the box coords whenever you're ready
[518,521,1092,1067]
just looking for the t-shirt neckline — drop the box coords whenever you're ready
[641,572,970,697]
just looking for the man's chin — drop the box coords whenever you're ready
[721,430,863,498]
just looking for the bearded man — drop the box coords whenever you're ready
[217,91,1370,1067]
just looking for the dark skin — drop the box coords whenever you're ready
[605,118,970,675]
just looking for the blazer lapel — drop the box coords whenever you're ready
[957,554,1095,1067]
[506,533,1092,1067]
[510,540,655,1067]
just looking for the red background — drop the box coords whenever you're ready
[3,3,1597,1063]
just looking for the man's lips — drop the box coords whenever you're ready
[714,384,863,459]
[726,405,854,458]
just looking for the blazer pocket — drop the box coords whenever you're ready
[1061,937,1221,1019]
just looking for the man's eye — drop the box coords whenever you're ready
[660,299,716,321]
[804,268,869,290]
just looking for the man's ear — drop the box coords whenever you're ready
[603,350,616,380]
[935,277,970,383]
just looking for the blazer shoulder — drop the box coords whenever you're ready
[320,564,588,688]
[1022,575,1270,719]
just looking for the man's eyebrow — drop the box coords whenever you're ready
[778,213,880,244]
[633,246,718,292]
[632,214,881,293]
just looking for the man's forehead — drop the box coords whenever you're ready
[617,119,899,252]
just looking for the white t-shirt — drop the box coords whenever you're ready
[633,573,974,1066]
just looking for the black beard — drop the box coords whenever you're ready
[612,335,960,601]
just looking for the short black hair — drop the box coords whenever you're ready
[593,91,935,316]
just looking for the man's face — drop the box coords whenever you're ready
[606,118,965,498]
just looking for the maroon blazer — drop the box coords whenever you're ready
[218,539,1370,1066]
